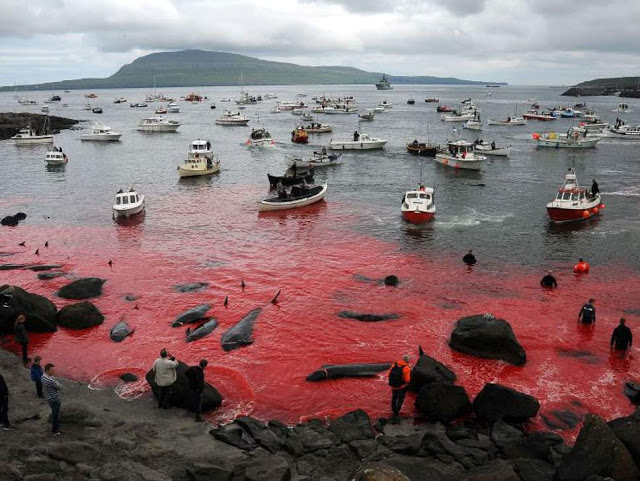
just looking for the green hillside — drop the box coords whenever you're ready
[562,76,640,97]
[1,49,506,91]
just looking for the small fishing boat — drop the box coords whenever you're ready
[560,108,577,118]
[523,110,556,121]
[137,116,181,132]
[184,93,204,102]
[267,164,315,189]
[329,133,387,150]
[80,122,122,141]
[407,97,415,105]
[155,107,168,115]
[264,94,277,100]
[45,95,61,103]
[291,126,309,144]
[546,168,603,223]
[373,106,385,113]
[44,148,68,166]
[92,107,103,114]
[464,113,483,131]
[474,141,511,156]
[113,97,127,104]
[615,102,631,113]
[401,186,435,224]
[437,105,453,112]
[286,150,341,168]
[258,183,328,212]
[532,129,600,148]
[311,106,325,113]
[306,122,332,133]
[606,121,640,139]
[41,105,49,113]
[85,93,97,99]
[167,102,179,113]
[129,102,147,108]
[278,101,307,111]
[177,139,221,178]
[292,108,305,116]
[113,187,145,218]
[324,104,358,114]
[220,98,231,102]
[435,140,486,170]
[215,110,250,126]
[246,127,275,146]
[12,118,53,145]
[441,110,474,122]
[425,98,439,103]
[302,112,314,121]
[406,141,438,157]
[271,105,282,114]
[358,111,375,121]
[488,116,526,126]
[380,100,392,109]
[84,103,92,110]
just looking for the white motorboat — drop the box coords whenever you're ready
[488,116,527,126]
[441,111,474,122]
[533,129,600,148]
[245,128,274,146]
[12,118,53,145]
[329,133,387,150]
[546,168,603,223]
[464,117,482,131]
[113,187,145,218]
[44,149,68,166]
[264,94,278,100]
[606,122,640,139]
[155,107,168,115]
[41,105,49,113]
[80,122,122,141]
[137,116,180,132]
[215,110,250,126]
[401,186,435,224]
[18,98,36,105]
[113,97,127,104]
[292,108,304,115]
[258,183,328,212]
[311,106,325,113]
[324,104,358,114]
[302,112,314,121]
[178,143,221,177]
[358,111,375,121]
[435,140,486,171]
[475,141,511,156]
[285,151,342,168]
[373,106,385,113]
[380,100,392,109]
[84,103,93,110]
[278,101,307,111]
[271,106,282,114]
[615,102,631,113]
[167,102,180,113]
[129,102,147,108]
[306,123,332,133]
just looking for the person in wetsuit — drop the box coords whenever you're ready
[353,131,360,141]
[591,179,599,198]
[463,250,476,266]
[611,318,633,351]
[578,298,596,324]
[540,270,558,288]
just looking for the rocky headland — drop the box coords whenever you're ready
[0,113,79,141]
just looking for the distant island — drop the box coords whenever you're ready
[562,76,640,97]
[1,49,507,91]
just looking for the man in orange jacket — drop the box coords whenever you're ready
[388,355,411,424]
[573,258,590,274]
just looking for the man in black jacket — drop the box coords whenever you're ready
[185,359,208,422]
[0,373,14,430]
[463,250,477,266]
[578,299,596,324]
[540,270,558,288]
[611,318,633,352]
[14,314,29,365]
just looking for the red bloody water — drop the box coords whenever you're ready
[1,185,638,436]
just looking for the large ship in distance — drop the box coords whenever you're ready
[375,74,393,90]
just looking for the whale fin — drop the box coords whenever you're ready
[418,345,425,356]
[224,296,228,307]
[271,289,281,304]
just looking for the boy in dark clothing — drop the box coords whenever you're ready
[185,359,208,422]
[578,299,596,324]
[30,356,44,398]
[611,318,633,351]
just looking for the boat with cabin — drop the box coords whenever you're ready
[258,183,328,212]
[375,74,392,90]
[167,102,179,113]
[523,110,556,121]
[606,120,640,139]
[546,168,603,223]
[177,140,221,178]
[474,141,511,156]
[533,129,600,148]
[488,116,526,126]
[406,140,438,157]
[80,122,122,141]
[12,117,53,145]
[435,140,486,170]
[329,133,387,150]
[44,148,68,166]
[401,186,435,224]
[113,187,145,218]
[137,116,180,132]
[246,128,274,146]
[215,110,250,126]
[291,126,309,144]
[92,107,103,114]
[45,95,61,103]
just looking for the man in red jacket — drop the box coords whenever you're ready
[389,355,411,424]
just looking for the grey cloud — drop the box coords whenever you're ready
[299,0,395,13]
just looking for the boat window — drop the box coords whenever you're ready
[116,197,121,205]
[556,193,563,200]
[407,193,417,199]
[571,193,579,201]
[562,192,571,200]
[579,192,585,200]
[419,193,428,199]
[130,195,136,203]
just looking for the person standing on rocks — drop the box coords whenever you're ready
[578,299,596,325]
[611,318,633,352]
[152,349,179,409]
[186,359,208,422]
[388,355,412,424]
[14,314,29,365]
[0,372,14,431]
[42,363,62,435]
[30,356,44,398]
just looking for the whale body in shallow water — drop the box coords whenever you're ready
[306,363,392,382]
[171,304,211,327]
[338,311,400,322]
[221,308,261,351]
[110,320,134,342]
[186,318,218,343]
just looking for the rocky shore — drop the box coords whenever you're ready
[0,113,79,140]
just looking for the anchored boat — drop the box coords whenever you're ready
[177,140,220,177]
[113,187,145,218]
[80,122,122,141]
[401,186,435,224]
[258,183,328,212]
[435,140,486,171]
[546,168,604,223]
[329,133,387,150]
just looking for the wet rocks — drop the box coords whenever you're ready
[57,301,104,329]
[608,414,640,466]
[0,284,57,334]
[48,441,100,465]
[351,464,411,481]
[414,382,471,423]
[449,314,526,366]
[408,348,456,392]
[57,277,105,300]
[473,383,540,423]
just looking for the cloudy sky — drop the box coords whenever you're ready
[1,0,639,86]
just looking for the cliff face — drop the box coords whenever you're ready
[562,76,640,97]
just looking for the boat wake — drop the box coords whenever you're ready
[605,187,640,197]
[437,210,514,228]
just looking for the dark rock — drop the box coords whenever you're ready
[296,444,358,480]
[384,275,399,286]
[119,373,138,382]
[1,216,19,226]
[294,420,340,452]
[57,277,105,299]
[420,423,488,469]
[513,458,555,481]
[351,464,410,481]
[37,272,66,280]
[490,420,523,448]
[328,409,374,443]
[457,459,520,481]
[235,416,283,453]
[473,383,540,423]
[57,301,104,329]
[415,382,471,423]
[211,423,256,450]
[14,212,27,221]
[267,419,290,439]
[501,431,565,464]
[244,452,291,481]
[187,463,234,481]
[608,414,640,466]
[449,315,526,365]
[338,311,400,322]
[623,381,640,404]
[0,284,57,334]
[349,439,379,459]
[541,409,584,430]
[379,434,423,456]
[48,441,100,465]
[174,282,209,293]
[556,414,639,481]
[447,424,479,442]
[145,361,222,412]
[23,475,57,481]
[409,348,456,392]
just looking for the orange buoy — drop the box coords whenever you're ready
[601,204,605,209]
[593,207,599,214]
[532,132,540,140]
[582,210,590,218]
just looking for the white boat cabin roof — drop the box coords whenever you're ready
[115,189,142,205]
[191,139,211,149]
[406,187,434,197]
[46,151,65,158]
[558,169,586,194]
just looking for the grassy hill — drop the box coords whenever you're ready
[562,76,640,97]
[1,49,507,91]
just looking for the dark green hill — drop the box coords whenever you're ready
[562,76,640,97]
[1,49,507,91]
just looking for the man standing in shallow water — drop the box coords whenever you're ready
[611,318,633,353]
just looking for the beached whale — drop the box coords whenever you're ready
[306,362,392,382]
[110,320,134,342]
[338,311,400,322]
[221,308,261,351]
[186,318,218,343]
[171,304,211,327]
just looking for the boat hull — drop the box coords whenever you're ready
[536,138,599,148]
[215,120,249,126]
[401,210,434,224]
[13,136,54,145]
[44,159,67,166]
[178,163,221,178]
[137,124,180,132]
[245,139,274,147]
[546,203,603,223]
[80,134,122,141]
[476,146,511,156]
[435,154,484,170]
[329,140,387,150]
[113,202,145,218]
[258,184,327,212]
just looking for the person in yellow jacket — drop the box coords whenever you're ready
[388,355,411,424]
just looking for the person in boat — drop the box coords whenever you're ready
[412,139,419,145]
[611,318,633,352]
[321,146,327,156]
[491,141,496,150]
[291,162,297,178]
[276,181,287,200]
[540,270,558,288]
[353,131,360,141]
[574,258,590,274]
[578,298,596,324]
[591,179,600,198]
[206,141,211,150]
[507,116,511,122]
[463,250,476,266]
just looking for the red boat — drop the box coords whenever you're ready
[523,110,556,121]
[291,127,309,144]
[437,105,453,112]
[546,169,604,223]
[401,186,435,224]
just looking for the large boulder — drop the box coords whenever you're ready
[0,285,57,334]
[57,301,104,329]
[415,382,471,423]
[47,441,100,465]
[409,348,456,392]
[329,409,374,443]
[556,414,639,481]
[351,464,411,481]
[145,361,222,412]
[608,414,640,467]
[473,383,540,423]
[449,315,526,366]
[57,277,105,300]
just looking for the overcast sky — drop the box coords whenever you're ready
[1,0,639,86]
